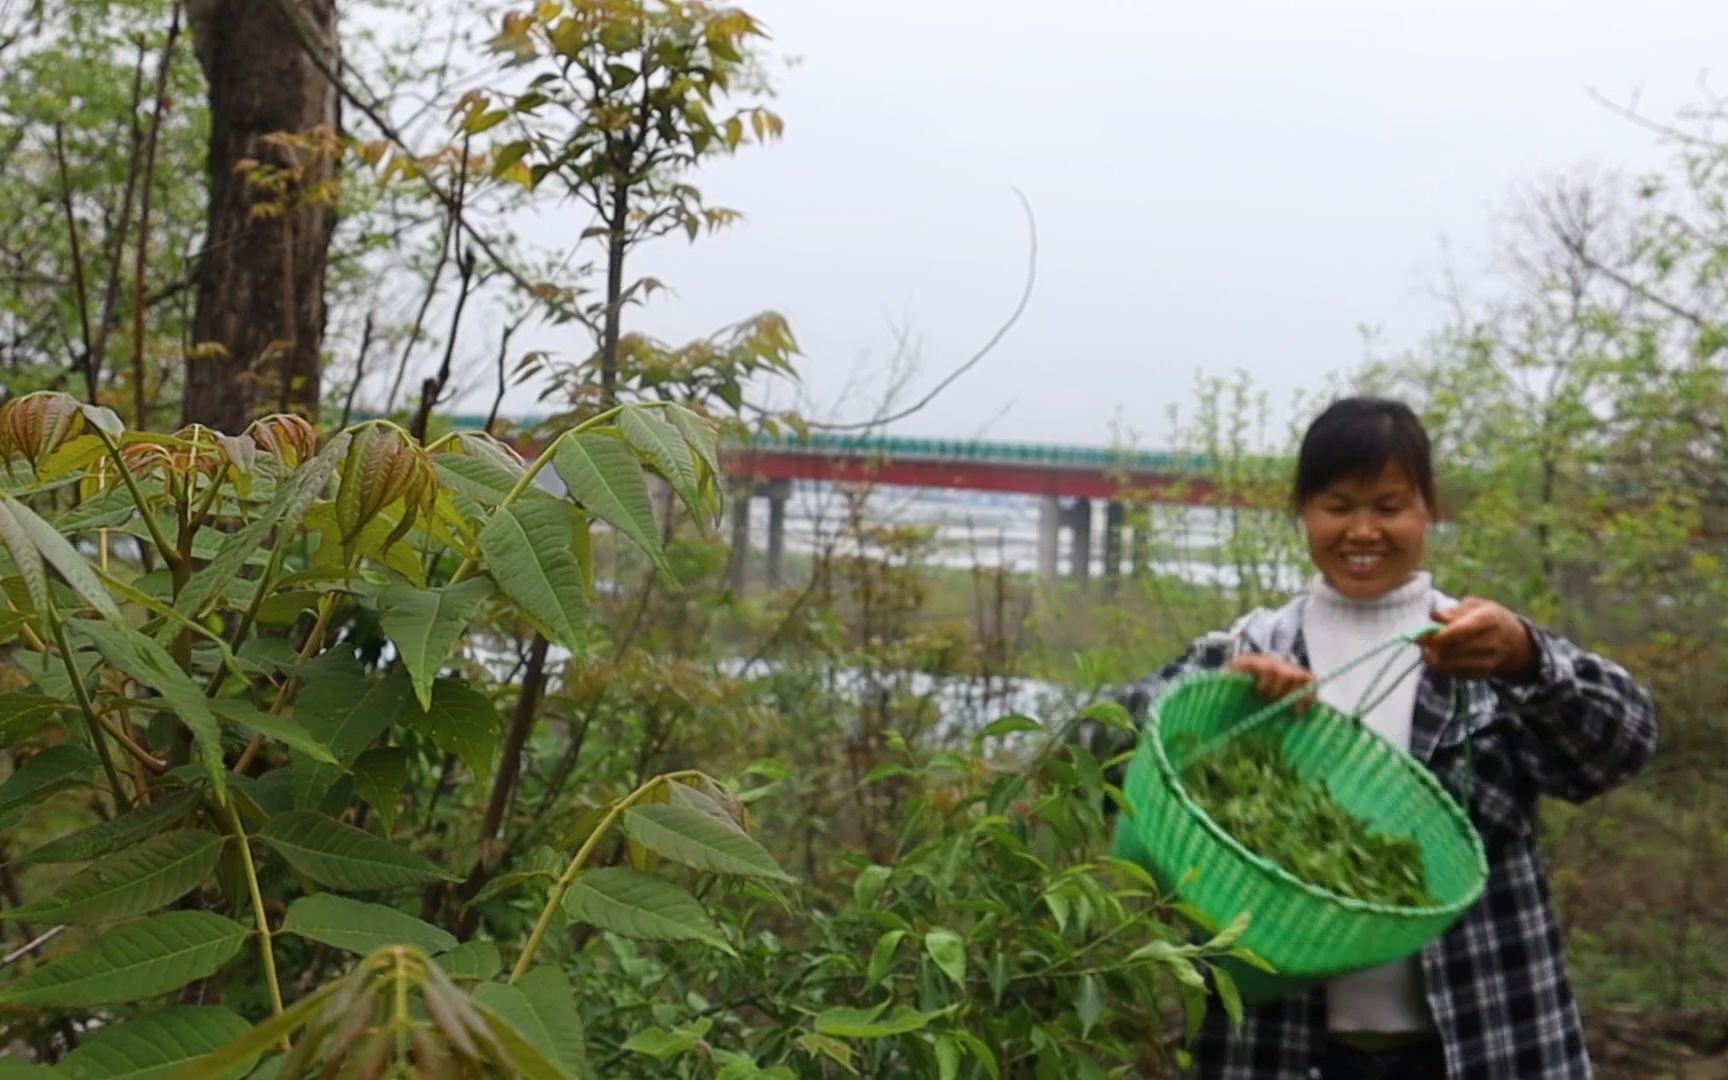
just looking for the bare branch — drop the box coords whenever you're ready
[385,215,455,415]
[340,311,376,430]
[485,312,530,436]
[51,125,96,399]
[88,38,151,400]
[130,8,181,428]
[411,249,475,443]
[267,0,571,316]
[807,189,1038,432]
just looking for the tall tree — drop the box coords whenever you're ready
[183,0,340,432]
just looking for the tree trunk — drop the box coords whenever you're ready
[183,0,338,434]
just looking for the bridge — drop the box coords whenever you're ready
[410,415,1239,592]
[723,433,1229,593]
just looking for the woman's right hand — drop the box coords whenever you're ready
[1229,654,1317,711]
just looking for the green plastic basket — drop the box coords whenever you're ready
[1112,668,1488,1005]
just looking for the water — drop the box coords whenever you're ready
[738,479,1306,590]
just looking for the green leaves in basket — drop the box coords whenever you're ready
[1180,732,1434,907]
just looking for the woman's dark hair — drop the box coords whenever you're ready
[1293,396,1436,511]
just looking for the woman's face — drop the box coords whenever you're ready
[1299,459,1429,600]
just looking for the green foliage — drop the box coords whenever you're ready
[569,725,1236,1079]
[0,912,248,1007]
[1182,733,1433,908]
[0,394,757,1073]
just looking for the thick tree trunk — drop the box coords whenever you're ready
[183,0,338,433]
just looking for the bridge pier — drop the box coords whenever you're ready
[1038,496,1097,584]
[726,478,793,596]
[726,479,752,594]
[1066,498,1092,583]
[1038,496,1060,581]
[765,479,790,589]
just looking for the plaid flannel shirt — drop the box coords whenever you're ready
[1112,590,1657,1080]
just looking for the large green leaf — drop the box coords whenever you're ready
[924,929,966,988]
[1,496,119,618]
[667,406,721,485]
[291,655,414,766]
[473,967,590,1078]
[622,804,793,882]
[553,433,668,574]
[58,1006,254,1080]
[304,503,425,586]
[350,747,411,832]
[20,788,198,863]
[256,811,459,890]
[397,679,500,776]
[0,609,30,644]
[562,868,732,954]
[56,480,159,532]
[0,497,49,611]
[2,830,223,924]
[73,619,226,802]
[170,981,344,1080]
[0,692,66,745]
[280,894,456,955]
[434,455,520,510]
[813,1003,947,1038]
[0,911,247,1007]
[0,743,99,817]
[469,999,574,1080]
[208,700,336,765]
[472,845,563,904]
[290,760,346,814]
[378,576,496,710]
[477,497,587,649]
[175,435,347,619]
[620,407,701,519]
[435,939,503,982]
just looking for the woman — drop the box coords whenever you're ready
[1118,397,1657,1079]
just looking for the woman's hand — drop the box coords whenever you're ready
[1422,597,1541,682]
[1230,654,1317,711]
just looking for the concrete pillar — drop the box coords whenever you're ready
[1038,495,1060,583]
[1104,501,1125,595]
[1068,498,1092,583]
[1130,506,1152,579]
[727,481,752,595]
[766,479,790,589]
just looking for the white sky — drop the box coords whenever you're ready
[453,0,1728,447]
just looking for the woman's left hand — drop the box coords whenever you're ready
[1422,597,1542,682]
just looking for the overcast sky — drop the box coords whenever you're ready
[468,0,1728,448]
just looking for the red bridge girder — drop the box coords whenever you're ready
[722,449,1224,504]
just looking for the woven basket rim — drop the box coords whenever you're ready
[1146,669,1489,920]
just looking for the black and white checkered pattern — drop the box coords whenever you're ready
[1113,591,1657,1079]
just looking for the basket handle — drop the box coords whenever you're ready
[1350,622,1443,718]
[1183,622,1441,764]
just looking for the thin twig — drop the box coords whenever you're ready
[0,925,65,971]
[413,132,473,440]
[484,313,529,435]
[340,312,376,430]
[454,632,552,936]
[51,125,97,401]
[409,250,473,442]
[386,216,453,416]
[130,8,181,428]
[88,39,152,400]
[98,715,168,774]
[266,0,575,319]
[805,188,1039,431]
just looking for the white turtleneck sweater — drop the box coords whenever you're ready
[1302,571,1439,1036]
